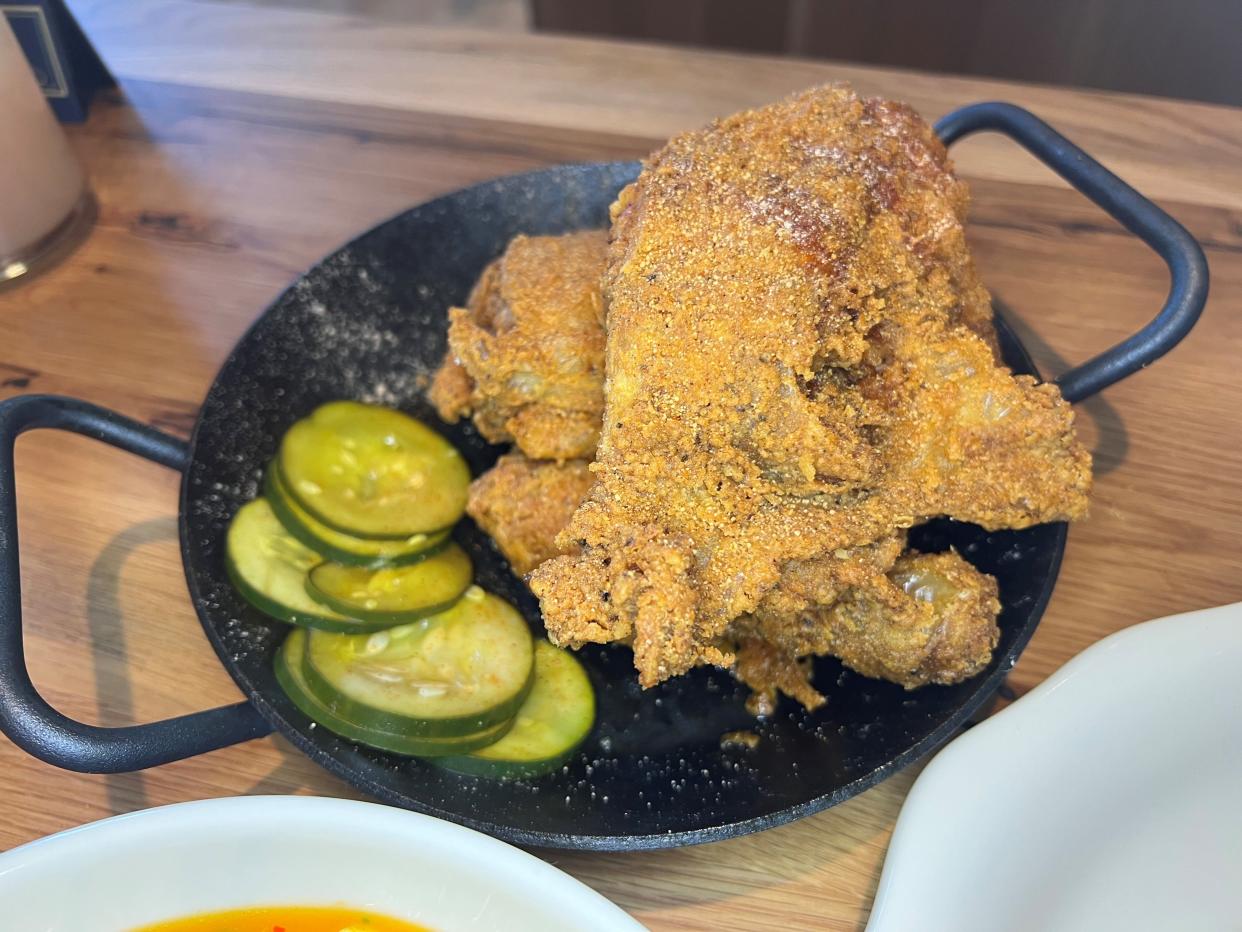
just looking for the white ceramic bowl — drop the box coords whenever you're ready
[0,795,643,931]
[867,601,1242,932]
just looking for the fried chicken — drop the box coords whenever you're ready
[830,549,1002,686]
[466,453,594,576]
[732,549,1001,710]
[732,637,825,714]
[754,533,906,622]
[529,85,1090,689]
[429,230,609,461]
[466,447,1001,709]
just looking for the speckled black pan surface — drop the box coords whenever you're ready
[181,161,1065,850]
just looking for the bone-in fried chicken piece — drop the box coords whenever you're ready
[871,312,1091,530]
[754,533,906,622]
[855,550,1002,686]
[732,549,999,710]
[530,85,1090,689]
[733,549,1000,699]
[466,454,594,576]
[464,450,1001,702]
[429,231,608,460]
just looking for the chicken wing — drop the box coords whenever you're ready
[529,85,1089,688]
[429,230,609,461]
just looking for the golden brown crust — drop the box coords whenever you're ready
[427,355,474,422]
[754,534,906,622]
[429,231,608,460]
[466,454,594,576]
[816,549,1001,688]
[730,548,999,697]
[530,85,1089,689]
[428,258,498,424]
[733,637,826,713]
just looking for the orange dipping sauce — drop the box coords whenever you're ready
[134,905,429,932]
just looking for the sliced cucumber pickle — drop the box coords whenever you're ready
[302,589,534,739]
[265,463,450,569]
[225,498,387,633]
[305,544,472,623]
[279,400,469,539]
[435,641,595,779]
[275,629,513,756]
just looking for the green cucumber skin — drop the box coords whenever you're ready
[278,402,468,541]
[304,579,467,626]
[264,466,451,569]
[299,639,534,740]
[225,553,393,634]
[280,464,459,542]
[274,632,514,757]
[432,643,596,780]
[303,546,473,624]
[283,483,451,541]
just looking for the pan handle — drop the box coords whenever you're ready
[936,102,1209,403]
[0,394,272,773]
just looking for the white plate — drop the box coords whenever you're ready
[867,601,1242,932]
[0,795,644,931]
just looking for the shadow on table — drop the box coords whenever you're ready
[86,518,356,812]
[86,517,178,815]
[241,734,366,799]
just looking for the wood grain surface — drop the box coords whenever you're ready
[1,2,1240,929]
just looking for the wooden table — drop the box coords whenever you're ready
[3,2,1240,928]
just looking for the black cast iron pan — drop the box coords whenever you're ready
[0,104,1207,850]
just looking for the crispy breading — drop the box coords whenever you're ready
[466,454,594,576]
[819,549,1001,686]
[429,231,608,460]
[732,637,826,714]
[733,549,1000,698]
[529,85,1089,689]
[428,352,474,422]
[754,533,906,622]
[428,258,498,423]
